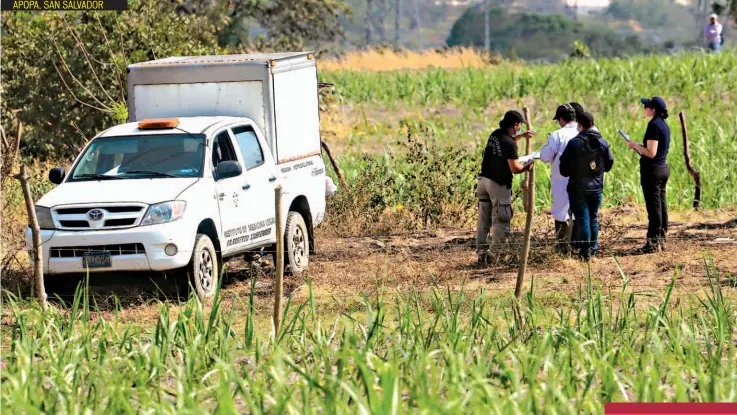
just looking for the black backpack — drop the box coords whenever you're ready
[576,135,605,178]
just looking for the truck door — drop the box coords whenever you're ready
[211,129,250,254]
[230,124,278,247]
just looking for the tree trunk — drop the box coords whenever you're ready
[15,165,47,309]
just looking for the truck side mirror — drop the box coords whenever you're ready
[49,167,66,185]
[215,161,242,181]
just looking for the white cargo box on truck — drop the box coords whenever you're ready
[127,52,321,164]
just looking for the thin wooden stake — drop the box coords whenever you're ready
[321,140,347,190]
[679,111,701,209]
[15,165,47,309]
[515,107,536,326]
[521,108,533,213]
[273,184,284,337]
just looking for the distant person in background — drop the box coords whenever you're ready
[627,97,671,253]
[476,110,536,266]
[704,13,723,53]
[559,112,614,262]
[538,104,579,256]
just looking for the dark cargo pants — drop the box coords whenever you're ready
[476,177,513,256]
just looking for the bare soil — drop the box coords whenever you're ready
[4,208,735,329]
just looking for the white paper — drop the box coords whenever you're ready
[519,151,541,165]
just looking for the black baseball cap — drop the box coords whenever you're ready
[577,112,595,129]
[500,110,524,128]
[640,96,666,113]
[553,103,576,120]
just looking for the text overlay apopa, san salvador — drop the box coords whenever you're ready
[2,0,128,10]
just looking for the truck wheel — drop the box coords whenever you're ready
[189,234,219,300]
[285,211,309,275]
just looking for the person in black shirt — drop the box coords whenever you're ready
[627,96,671,253]
[476,110,536,265]
[559,112,614,262]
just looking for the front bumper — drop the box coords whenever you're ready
[25,221,195,274]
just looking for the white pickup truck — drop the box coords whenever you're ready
[25,52,329,299]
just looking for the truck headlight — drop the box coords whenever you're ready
[140,201,186,226]
[35,206,55,230]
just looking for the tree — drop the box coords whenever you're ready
[2,0,350,160]
[1,1,222,159]
[177,0,350,50]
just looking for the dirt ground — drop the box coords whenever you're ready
[5,208,735,328]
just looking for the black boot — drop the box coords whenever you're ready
[554,221,571,256]
[570,220,579,252]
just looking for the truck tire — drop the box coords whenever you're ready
[285,211,309,276]
[189,234,219,300]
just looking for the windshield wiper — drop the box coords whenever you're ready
[75,174,124,180]
[122,170,178,178]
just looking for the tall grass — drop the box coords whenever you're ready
[321,49,737,214]
[3,263,736,413]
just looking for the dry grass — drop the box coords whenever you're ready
[1,160,56,270]
[319,47,500,72]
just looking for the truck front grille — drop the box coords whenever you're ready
[52,204,147,230]
[50,243,146,258]
[56,206,143,215]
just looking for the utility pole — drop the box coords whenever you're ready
[413,0,424,49]
[394,0,402,49]
[365,0,374,46]
[484,0,490,51]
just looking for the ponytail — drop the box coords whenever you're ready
[658,109,669,120]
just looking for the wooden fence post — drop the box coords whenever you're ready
[15,165,47,309]
[321,140,347,190]
[273,184,284,337]
[521,108,533,213]
[679,111,701,209]
[515,107,536,325]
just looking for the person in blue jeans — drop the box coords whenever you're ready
[559,112,614,261]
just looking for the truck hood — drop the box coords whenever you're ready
[37,178,200,207]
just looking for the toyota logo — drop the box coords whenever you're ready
[87,209,104,221]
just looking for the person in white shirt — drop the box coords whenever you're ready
[538,103,579,255]
[704,14,723,52]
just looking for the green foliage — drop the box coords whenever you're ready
[3,266,736,412]
[1,0,349,160]
[179,0,350,49]
[570,40,591,58]
[1,1,222,159]
[446,6,653,60]
[323,49,737,212]
[330,124,479,231]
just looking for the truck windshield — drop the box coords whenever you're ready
[69,134,206,182]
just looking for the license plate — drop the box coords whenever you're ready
[82,252,112,269]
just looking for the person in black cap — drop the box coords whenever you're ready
[559,112,614,262]
[476,110,536,265]
[627,96,671,253]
